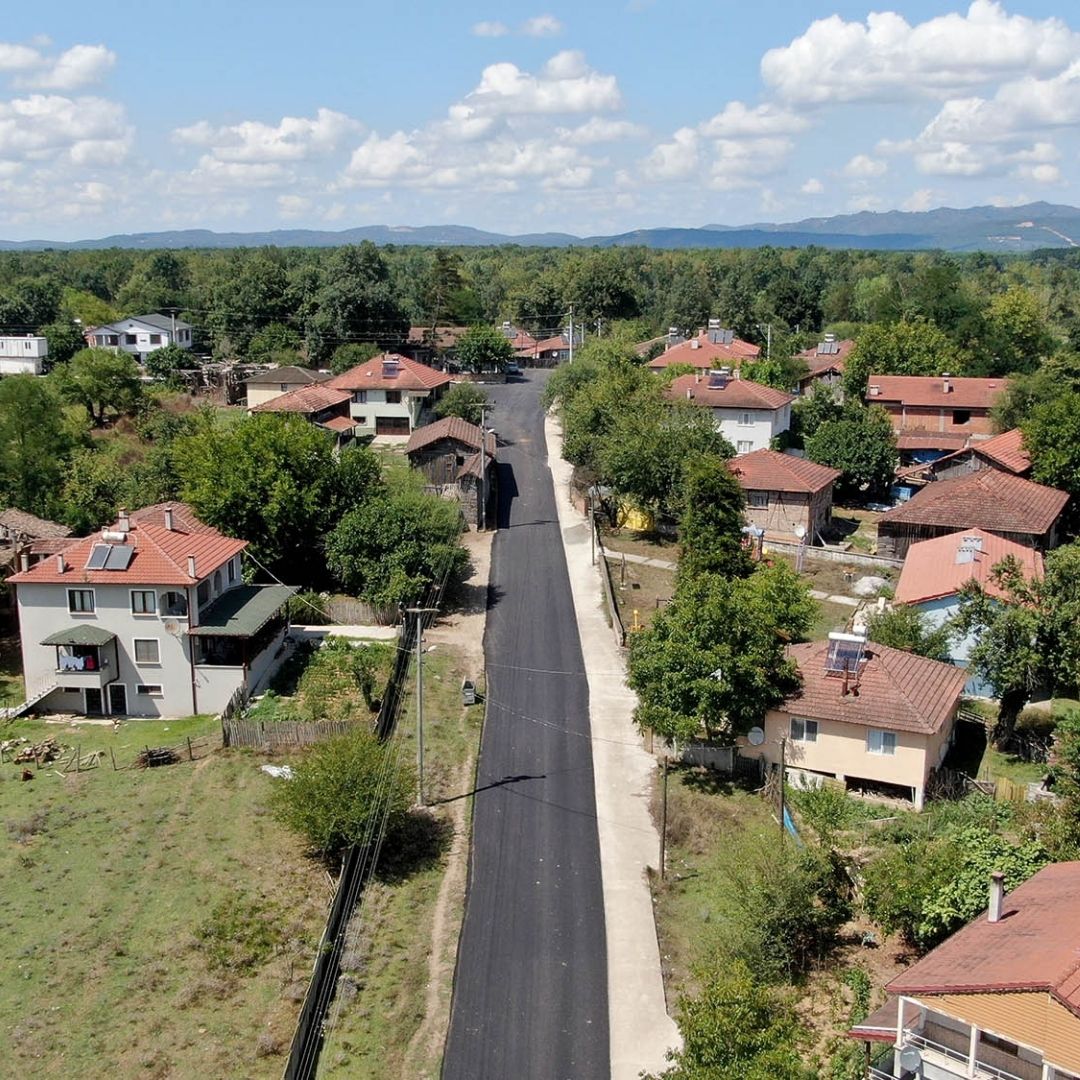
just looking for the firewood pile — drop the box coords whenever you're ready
[1,737,67,764]
[134,746,181,768]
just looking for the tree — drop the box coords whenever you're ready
[805,405,896,500]
[271,728,413,857]
[455,324,514,374]
[247,322,302,363]
[435,382,489,425]
[1046,710,1080,858]
[678,454,752,581]
[1020,391,1080,505]
[863,604,953,661]
[40,319,87,365]
[144,343,197,384]
[330,342,381,375]
[842,318,962,398]
[741,353,809,392]
[0,375,79,517]
[983,286,1054,376]
[54,348,143,427]
[57,447,126,534]
[647,960,808,1080]
[326,482,468,608]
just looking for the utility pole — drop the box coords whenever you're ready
[766,323,772,361]
[479,405,487,532]
[568,305,574,364]
[589,493,595,565]
[659,756,669,879]
[406,606,439,806]
[595,318,603,338]
[778,736,787,843]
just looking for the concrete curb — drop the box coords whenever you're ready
[544,413,681,1080]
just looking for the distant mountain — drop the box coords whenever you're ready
[3,202,1080,253]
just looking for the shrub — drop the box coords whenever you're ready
[196,896,282,972]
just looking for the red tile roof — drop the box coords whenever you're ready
[894,528,1044,605]
[406,325,467,349]
[847,997,921,1043]
[130,502,217,534]
[8,515,246,586]
[896,431,972,451]
[665,373,793,411]
[879,470,1068,536]
[534,335,571,353]
[729,449,840,494]
[319,415,357,433]
[887,861,1080,1019]
[976,428,1031,474]
[866,375,1009,410]
[404,416,495,457]
[250,383,352,415]
[798,339,855,380]
[781,639,968,735]
[328,353,451,393]
[649,331,761,370]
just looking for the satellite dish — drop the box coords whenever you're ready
[898,1045,923,1073]
[163,619,181,637]
[794,524,807,539]
[747,726,765,746]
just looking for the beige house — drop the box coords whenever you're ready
[728,449,840,542]
[740,634,968,809]
[243,366,330,408]
[852,861,1080,1080]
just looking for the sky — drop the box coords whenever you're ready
[1,0,1079,240]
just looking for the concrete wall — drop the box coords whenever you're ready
[744,486,834,542]
[246,384,303,408]
[348,388,428,434]
[714,402,791,455]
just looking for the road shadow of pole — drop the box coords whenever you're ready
[429,772,547,806]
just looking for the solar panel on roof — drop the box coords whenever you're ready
[818,341,840,355]
[86,543,111,570]
[104,544,134,570]
[825,633,865,675]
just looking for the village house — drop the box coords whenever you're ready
[0,333,48,375]
[740,633,968,809]
[851,861,1080,1080]
[866,374,1008,460]
[648,320,761,374]
[896,427,1032,496]
[327,353,452,437]
[795,334,854,395]
[500,321,538,359]
[243,365,330,408]
[893,529,1044,695]
[728,449,840,543]
[664,369,793,454]
[249,382,357,446]
[7,503,294,718]
[876,469,1068,560]
[84,313,194,363]
[402,325,468,366]
[405,416,497,529]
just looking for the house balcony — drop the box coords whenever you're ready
[870,1030,1033,1080]
[42,627,119,690]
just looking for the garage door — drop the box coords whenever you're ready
[376,416,411,435]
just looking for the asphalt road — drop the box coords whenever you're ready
[442,371,609,1080]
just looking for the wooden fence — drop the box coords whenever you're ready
[220,717,355,749]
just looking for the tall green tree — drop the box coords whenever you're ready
[678,454,752,581]
[435,382,489,425]
[1020,391,1080,506]
[863,605,953,661]
[842,318,963,398]
[455,324,515,374]
[805,405,896,499]
[53,348,143,427]
[330,342,381,375]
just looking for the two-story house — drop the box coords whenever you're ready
[0,334,48,375]
[796,334,854,395]
[853,861,1080,1080]
[7,503,294,718]
[664,369,793,454]
[728,449,841,542]
[85,313,194,363]
[648,321,761,374]
[249,382,357,446]
[327,353,452,437]
[243,365,331,408]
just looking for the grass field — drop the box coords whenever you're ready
[318,644,483,1079]
[0,713,327,1078]
[605,555,676,633]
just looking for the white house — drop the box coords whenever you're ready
[664,370,793,454]
[85,313,194,363]
[0,334,48,375]
[326,353,452,437]
[7,502,294,718]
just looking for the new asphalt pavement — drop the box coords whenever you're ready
[442,370,609,1080]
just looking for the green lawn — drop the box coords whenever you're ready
[0,713,327,1077]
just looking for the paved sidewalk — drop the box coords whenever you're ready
[545,415,680,1080]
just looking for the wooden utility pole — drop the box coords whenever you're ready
[779,736,787,842]
[406,606,439,806]
[659,756,669,879]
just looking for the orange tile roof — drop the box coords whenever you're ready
[797,338,855,362]
[888,861,1080,1019]
[8,514,245,587]
[250,383,352,414]
[319,415,357,433]
[879,470,1068,536]
[130,502,217,533]
[729,449,840,494]
[405,416,495,457]
[896,431,971,451]
[976,428,1031,474]
[782,639,968,736]
[894,528,1043,605]
[534,335,572,352]
[665,373,793,411]
[649,331,761,370]
[328,353,452,393]
[866,374,1009,410]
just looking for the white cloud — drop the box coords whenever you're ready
[850,194,884,211]
[902,188,936,211]
[556,117,645,144]
[843,153,887,178]
[277,194,311,218]
[762,2,1080,105]
[345,131,428,183]
[1015,162,1061,183]
[460,51,621,117]
[522,15,563,37]
[699,101,808,138]
[172,108,363,163]
[0,44,40,74]
[708,137,792,190]
[801,177,824,195]
[23,44,116,91]
[0,94,132,164]
[472,20,509,37]
[642,127,699,180]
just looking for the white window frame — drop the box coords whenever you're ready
[135,683,163,697]
[130,589,157,616]
[867,729,897,756]
[790,717,818,743]
[736,440,754,454]
[353,390,367,404]
[68,588,95,614]
[738,411,753,427]
[748,491,769,509]
[132,638,161,666]
[227,558,236,584]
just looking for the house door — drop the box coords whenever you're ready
[108,684,127,716]
[85,688,103,716]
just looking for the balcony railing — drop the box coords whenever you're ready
[870,1033,1027,1080]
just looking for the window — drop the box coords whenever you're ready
[748,491,769,509]
[227,558,236,584]
[213,570,222,593]
[131,590,157,614]
[197,580,210,606]
[123,333,137,345]
[790,718,818,743]
[353,390,367,404]
[149,334,162,345]
[980,1034,1019,1056]
[133,638,160,665]
[356,416,367,425]
[161,591,188,617]
[952,409,972,425]
[385,390,402,404]
[135,684,163,697]
[736,440,754,454]
[68,588,95,613]
[280,382,289,391]
[739,411,752,426]
[62,686,81,694]
[867,729,896,755]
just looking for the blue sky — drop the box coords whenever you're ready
[1,1,1078,239]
